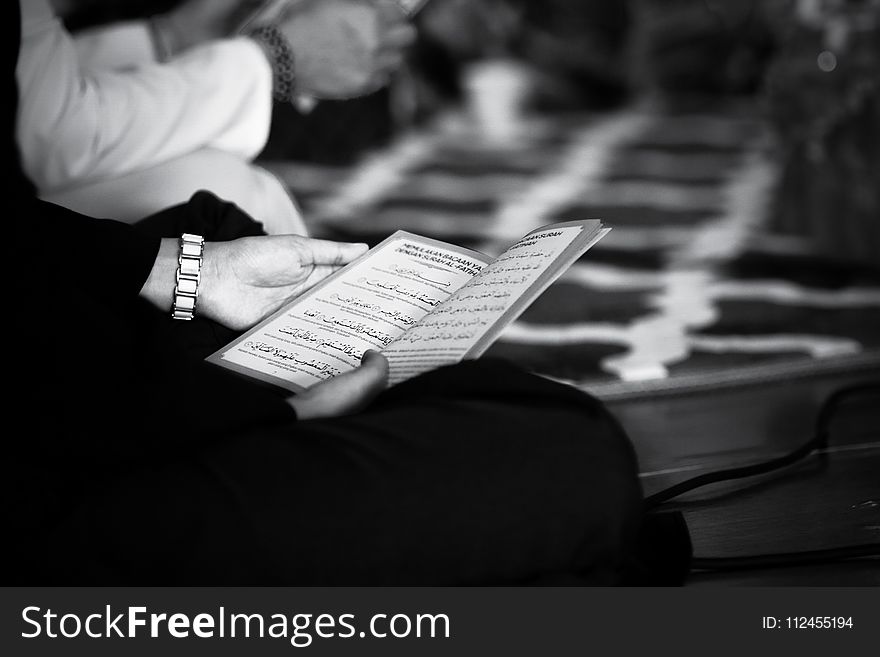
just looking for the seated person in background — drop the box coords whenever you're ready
[16,0,416,234]
[7,1,647,585]
[630,0,775,98]
[410,0,632,115]
[510,0,632,109]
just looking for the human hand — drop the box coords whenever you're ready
[288,350,389,419]
[275,0,417,99]
[193,235,367,330]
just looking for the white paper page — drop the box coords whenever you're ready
[383,222,606,386]
[210,234,490,391]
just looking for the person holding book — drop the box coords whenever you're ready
[8,2,644,585]
[16,0,416,234]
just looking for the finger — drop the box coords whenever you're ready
[382,24,418,50]
[301,239,369,266]
[360,349,390,383]
[299,263,345,292]
[375,52,405,74]
[363,71,393,94]
[289,351,389,420]
[337,350,390,413]
[375,0,410,27]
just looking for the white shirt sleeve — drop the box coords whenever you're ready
[16,0,274,192]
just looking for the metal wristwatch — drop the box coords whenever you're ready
[171,233,204,320]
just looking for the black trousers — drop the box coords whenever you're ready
[20,194,644,584]
[46,357,643,584]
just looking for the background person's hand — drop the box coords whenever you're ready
[198,235,367,330]
[276,0,417,99]
[288,350,389,419]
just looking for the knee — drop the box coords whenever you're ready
[499,396,644,562]
[504,396,640,503]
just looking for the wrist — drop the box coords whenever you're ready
[171,233,206,320]
[194,242,222,324]
[248,25,298,103]
[140,236,218,321]
[139,238,179,310]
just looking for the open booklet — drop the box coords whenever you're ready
[208,219,608,392]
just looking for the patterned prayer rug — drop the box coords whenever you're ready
[264,100,880,401]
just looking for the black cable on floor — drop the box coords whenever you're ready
[642,382,880,571]
[691,544,880,573]
[644,431,823,509]
[645,382,880,510]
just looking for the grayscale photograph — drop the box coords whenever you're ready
[7,0,879,592]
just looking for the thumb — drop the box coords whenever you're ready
[302,238,369,267]
[288,351,389,420]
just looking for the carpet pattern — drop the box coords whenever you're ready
[264,101,880,400]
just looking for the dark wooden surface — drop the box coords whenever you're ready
[606,366,880,585]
